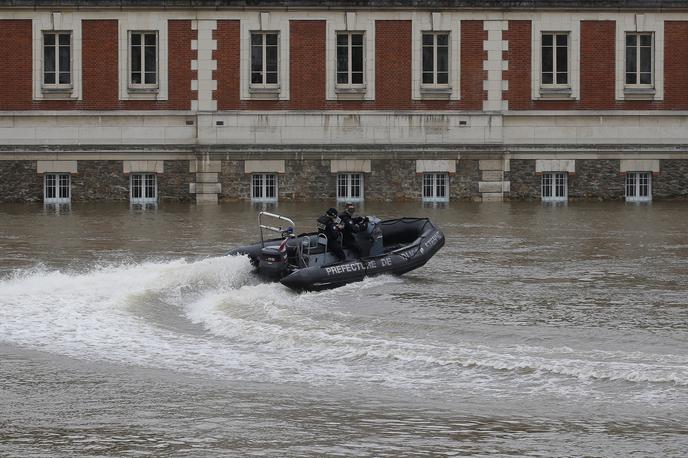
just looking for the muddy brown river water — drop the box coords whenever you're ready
[1,201,687,456]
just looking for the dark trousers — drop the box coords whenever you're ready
[328,240,346,261]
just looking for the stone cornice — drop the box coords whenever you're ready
[1,0,688,11]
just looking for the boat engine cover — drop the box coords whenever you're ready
[258,246,288,279]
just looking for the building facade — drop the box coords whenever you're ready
[1,0,687,204]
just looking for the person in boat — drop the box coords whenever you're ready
[316,207,346,261]
[339,203,368,257]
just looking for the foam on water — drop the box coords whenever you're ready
[1,256,686,402]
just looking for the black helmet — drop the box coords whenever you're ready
[326,207,338,218]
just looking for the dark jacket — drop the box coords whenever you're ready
[317,215,343,245]
[339,212,366,240]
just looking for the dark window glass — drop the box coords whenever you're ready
[266,45,278,72]
[422,34,433,46]
[351,45,363,73]
[542,45,553,73]
[542,34,553,46]
[626,34,636,47]
[337,34,347,46]
[422,45,433,72]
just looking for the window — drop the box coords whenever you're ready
[625,33,653,86]
[625,172,652,202]
[422,173,449,202]
[44,173,71,203]
[422,32,449,86]
[337,173,363,202]
[541,172,568,202]
[251,32,279,86]
[541,33,568,86]
[336,32,364,87]
[43,32,71,87]
[130,173,157,203]
[252,173,278,203]
[129,32,158,88]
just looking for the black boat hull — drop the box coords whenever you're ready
[227,217,444,292]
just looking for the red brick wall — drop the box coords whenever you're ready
[503,20,532,109]
[290,20,326,108]
[0,19,195,110]
[460,20,487,110]
[375,20,412,109]
[214,20,241,110]
[579,21,617,109]
[82,20,119,109]
[0,20,33,110]
[664,21,688,108]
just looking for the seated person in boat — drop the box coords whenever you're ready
[316,208,346,261]
[339,203,368,257]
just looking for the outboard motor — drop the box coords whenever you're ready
[258,245,289,279]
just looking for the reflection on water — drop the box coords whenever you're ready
[0,201,687,456]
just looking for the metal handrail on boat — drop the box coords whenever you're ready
[258,211,296,247]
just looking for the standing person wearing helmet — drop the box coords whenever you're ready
[339,203,368,257]
[316,207,346,261]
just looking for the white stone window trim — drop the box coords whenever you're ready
[42,31,73,91]
[241,12,290,101]
[624,32,654,89]
[420,31,452,88]
[541,171,568,202]
[32,12,82,100]
[119,15,168,101]
[422,172,450,203]
[625,171,652,202]
[128,30,159,92]
[326,12,375,101]
[411,12,461,101]
[336,172,364,203]
[44,173,71,204]
[335,31,366,89]
[531,17,580,101]
[616,14,663,101]
[251,173,278,203]
[130,173,158,204]
[249,31,281,90]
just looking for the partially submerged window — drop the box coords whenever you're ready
[252,173,278,203]
[625,172,652,202]
[422,173,449,202]
[337,173,363,202]
[44,173,71,204]
[130,173,157,203]
[541,172,568,202]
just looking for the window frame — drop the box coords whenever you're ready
[42,31,72,90]
[625,32,654,88]
[128,31,159,91]
[421,31,451,88]
[540,32,569,88]
[335,31,365,89]
[130,173,158,204]
[422,173,449,203]
[250,31,280,89]
[625,172,652,202]
[251,173,278,203]
[43,173,71,204]
[336,173,364,203]
[541,172,568,202]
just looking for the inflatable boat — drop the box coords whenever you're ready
[227,212,445,291]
